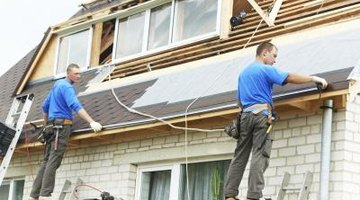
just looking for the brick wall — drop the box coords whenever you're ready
[7,103,358,200]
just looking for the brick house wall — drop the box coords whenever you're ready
[5,102,359,199]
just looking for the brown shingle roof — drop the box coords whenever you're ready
[0,48,38,122]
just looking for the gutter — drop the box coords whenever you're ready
[73,86,321,133]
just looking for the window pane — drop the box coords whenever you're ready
[0,183,10,200]
[13,180,24,200]
[116,12,145,58]
[57,37,70,74]
[148,3,171,50]
[141,170,171,200]
[57,29,90,74]
[179,160,230,200]
[68,30,90,68]
[174,0,218,42]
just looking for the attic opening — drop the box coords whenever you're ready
[99,19,116,65]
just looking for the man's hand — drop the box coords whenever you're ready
[90,121,102,132]
[311,76,328,89]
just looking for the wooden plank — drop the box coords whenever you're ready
[17,89,347,150]
[247,0,274,26]
[109,1,360,79]
[90,22,103,67]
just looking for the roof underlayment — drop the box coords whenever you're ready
[2,15,360,138]
[89,19,360,109]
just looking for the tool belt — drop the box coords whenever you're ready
[38,119,72,143]
[224,104,276,139]
[243,103,275,124]
[48,118,73,126]
[242,103,272,116]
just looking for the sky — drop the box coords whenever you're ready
[0,0,83,76]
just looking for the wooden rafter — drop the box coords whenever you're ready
[247,0,284,26]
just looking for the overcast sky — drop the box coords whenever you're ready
[0,1,82,76]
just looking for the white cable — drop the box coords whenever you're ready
[183,19,264,200]
[108,16,264,200]
[108,74,223,132]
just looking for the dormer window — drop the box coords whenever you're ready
[114,0,219,61]
[55,28,92,75]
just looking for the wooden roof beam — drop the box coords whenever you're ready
[247,0,283,26]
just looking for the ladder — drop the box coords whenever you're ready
[59,178,83,200]
[0,94,34,185]
[276,171,313,200]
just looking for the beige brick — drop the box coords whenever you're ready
[273,120,288,130]
[333,111,346,121]
[305,153,320,163]
[283,129,292,138]
[153,137,165,145]
[346,121,359,133]
[306,134,321,144]
[277,166,295,175]
[301,126,311,135]
[297,144,315,154]
[289,118,307,128]
[192,132,206,140]
[288,136,305,146]
[296,164,314,173]
[287,155,305,165]
[207,131,221,138]
[311,124,320,134]
[265,167,276,176]
[165,135,179,143]
[279,147,296,157]
[129,141,140,148]
[270,158,286,167]
[307,115,322,125]
[273,139,287,148]
[292,127,301,136]
[140,139,152,147]
[268,176,284,185]
[336,121,346,131]
[273,130,283,139]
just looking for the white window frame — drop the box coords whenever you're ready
[0,178,25,200]
[54,26,93,78]
[112,0,222,64]
[135,164,180,200]
[135,158,230,200]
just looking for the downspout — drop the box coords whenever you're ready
[319,99,333,200]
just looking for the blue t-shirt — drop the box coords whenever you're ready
[237,62,289,108]
[42,79,83,120]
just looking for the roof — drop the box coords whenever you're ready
[1,1,360,145]
[0,48,38,122]
[13,18,358,135]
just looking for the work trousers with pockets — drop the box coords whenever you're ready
[30,124,71,198]
[224,112,273,199]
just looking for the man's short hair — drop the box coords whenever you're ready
[66,63,80,74]
[256,42,277,56]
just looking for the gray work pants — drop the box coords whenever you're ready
[224,112,273,199]
[30,125,71,198]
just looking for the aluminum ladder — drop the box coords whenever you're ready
[276,171,313,200]
[0,94,34,185]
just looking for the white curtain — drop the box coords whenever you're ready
[179,160,230,200]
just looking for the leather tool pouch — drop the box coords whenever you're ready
[224,112,241,139]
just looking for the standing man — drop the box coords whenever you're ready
[224,42,327,200]
[29,64,103,200]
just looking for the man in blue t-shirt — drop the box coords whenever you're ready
[225,42,327,200]
[29,64,102,200]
